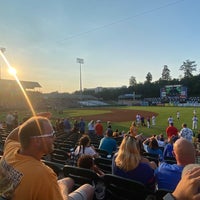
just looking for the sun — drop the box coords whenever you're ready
[8,67,17,75]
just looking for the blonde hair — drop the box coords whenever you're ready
[115,134,141,171]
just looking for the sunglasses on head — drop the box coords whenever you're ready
[125,134,137,140]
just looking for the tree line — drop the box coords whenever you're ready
[77,59,200,101]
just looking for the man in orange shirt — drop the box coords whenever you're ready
[0,115,94,200]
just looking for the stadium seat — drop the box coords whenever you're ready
[102,174,154,200]
[94,157,112,174]
[63,165,100,189]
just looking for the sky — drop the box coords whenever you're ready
[0,0,200,93]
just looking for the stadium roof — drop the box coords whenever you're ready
[0,79,41,89]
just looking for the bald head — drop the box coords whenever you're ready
[173,138,195,166]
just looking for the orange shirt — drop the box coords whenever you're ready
[2,139,64,200]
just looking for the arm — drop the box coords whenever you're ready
[143,137,151,152]
[143,137,151,145]
[92,165,105,176]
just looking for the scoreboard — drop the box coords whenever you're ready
[160,85,187,99]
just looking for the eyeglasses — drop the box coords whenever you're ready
[31,130,56,138]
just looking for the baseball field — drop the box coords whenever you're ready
[0,106,198,137]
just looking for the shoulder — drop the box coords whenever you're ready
[110,138,117,143]
[157,163,181,171]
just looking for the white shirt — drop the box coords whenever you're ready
[179,127,193,142]
[74,146,97,156]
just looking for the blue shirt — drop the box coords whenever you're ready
[163,143,174,158]
[143,144,163,161]
[63,119,71,129]
[112,159,155,191]
[155,162,183,191]
[98,137,117,155]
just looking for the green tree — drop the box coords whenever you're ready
[161,65,171,80]
[145,72,152,83]
[179,59,197,78]
[129,76,137,87]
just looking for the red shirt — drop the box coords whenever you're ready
[166,126,178,138]
[95,123,103,136]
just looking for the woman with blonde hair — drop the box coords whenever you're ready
[112,134,155,191]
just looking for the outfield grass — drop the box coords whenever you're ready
[0,106,198,138]
[60,106,199,137]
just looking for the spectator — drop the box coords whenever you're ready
[0,116,94,200]
[98,129,117,155]
[88,120,95,136]
[94,120,103,136]
[13,111,19,128]
[129,121,138,137]
[155,138,196,191]
[77,154,104,177]
[75,135,98,158]
[79,118,86,134]
[55,118,60,131]
[163,135,178,158]
[136,137,157,170]
[159,134,165,141]
[72,119,79,133]
[166,122,179,139]
[58,118,64,132]
[112,134,155,191]
[5,112,15,132]
[143,136,163,161]
[112,129,120,138]
[107,121,112,130]
[63,118,71,134]
[179,123,193,142]
[155,135,166,148]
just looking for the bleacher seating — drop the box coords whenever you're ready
[103,174,154,200]
[94,157,112,174]
[63,165,100,189]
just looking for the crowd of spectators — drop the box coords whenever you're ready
[1,111,200,200]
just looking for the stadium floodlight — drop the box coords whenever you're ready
[0,47,6,79]
[76,58,84,100]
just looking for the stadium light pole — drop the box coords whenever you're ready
[76,58,84,100]
[0,47,6,80]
